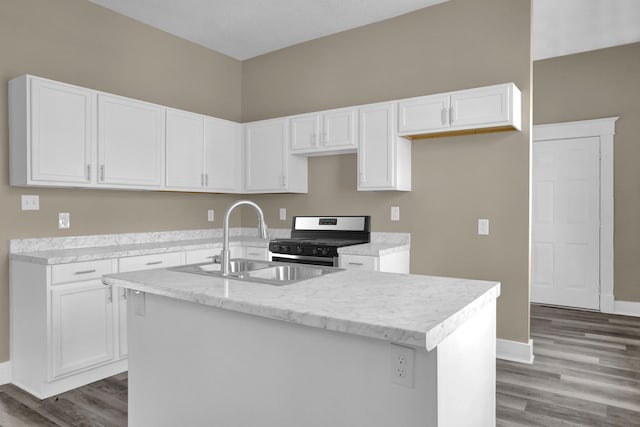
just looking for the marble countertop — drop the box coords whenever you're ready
[10,229,410,265]
[9,237,267,265]
[102,266,499,351]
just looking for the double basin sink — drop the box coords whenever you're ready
[171,258,341,286]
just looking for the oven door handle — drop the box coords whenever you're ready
[270,252,338,266]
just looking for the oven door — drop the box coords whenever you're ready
[270,253,338,267]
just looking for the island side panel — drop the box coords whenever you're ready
[437,300,497,426]
[127,291,438,427]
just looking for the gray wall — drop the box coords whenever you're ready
[0,0,242,362]
[242,0,533,344]
[534,42,640,303]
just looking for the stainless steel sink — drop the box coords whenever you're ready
[171,258,340,285]
[238,265,330,282]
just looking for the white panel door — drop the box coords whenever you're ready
[323,108,357,150]
[30,78,94,184]
[98,94,164,187]
[244,119,287,191]
[358,103,394,190]
[531,136,600,309]
[204,117,241,192]
[397,94,450,134]
[450,85,509,129]
[51,281,115,378]
[166,109,204,189]
[290,113,320,152]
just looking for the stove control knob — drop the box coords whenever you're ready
[321,248,330,256]
[279,245,289,253]
[312,248,318,255]
[295,246,303,254]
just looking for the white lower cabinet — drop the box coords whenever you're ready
[339,250,410,274]
[51,280,115,378]
[10,258,125,399]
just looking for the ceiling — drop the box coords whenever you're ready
[88,0,640,61]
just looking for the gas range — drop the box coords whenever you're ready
[269,216,371,266]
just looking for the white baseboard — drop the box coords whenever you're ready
[613,300,640,317]
[0,361,11,385]
[496,338,534,364]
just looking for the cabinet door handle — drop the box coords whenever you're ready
[145,261,163,266]
[450,107,456,124]
[281,175,287,188]
[74,269,97,275]
[86,164,91,181]
[105,286,113,303]
[201,173,204,186]
[348,262,364,266]
[205,173,208,187]
[100,165,105,181]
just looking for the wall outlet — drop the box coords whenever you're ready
[478,219,489,235]
[208,209,214,222]
[390,343,415,388]
[391,206,400,221]
[21,195,40,211]
[58,212,70,229]
[279,208,287,221]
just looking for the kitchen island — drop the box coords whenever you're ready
[103,265,500,427]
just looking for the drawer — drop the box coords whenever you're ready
[119,252,184,272]
[185,248,220,264]
[51,259,115,285]
[339,254,378,271]
[244,246,268,261]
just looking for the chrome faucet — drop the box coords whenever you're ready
[220,200,268,276]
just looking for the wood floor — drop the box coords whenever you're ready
[0,304,638,426]
[497,304,640,426]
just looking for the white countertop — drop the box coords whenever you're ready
[102,266,499,351]
[10,229,410,265]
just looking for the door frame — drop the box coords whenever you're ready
[532,117,618,313]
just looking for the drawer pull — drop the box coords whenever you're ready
[74,269,97,275]
[145,261,163,266]
[348,262,364,266]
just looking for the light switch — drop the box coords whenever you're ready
[58,212,70,229]
[207,209,214,222]
[391,206,400,221]
[478,219,489,235]
[280,208,287,221]
[21,195,40,211]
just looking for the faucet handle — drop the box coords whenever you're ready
[211,253,222,264]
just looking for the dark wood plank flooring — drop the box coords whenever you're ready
[0,305,638,426]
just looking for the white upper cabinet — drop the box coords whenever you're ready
[166,108,205,190]
[244,118,307,193]
[397,83,521,137]
[9,75,95,187]
[290,107,357,156]
[97,94,164,188]
[357,102,411,191]
[165,110,241,192]
[204,116,242,192]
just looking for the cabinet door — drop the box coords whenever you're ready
[97,94,164,188]
[51,280,114,378]
[166,109,204,189]
[450,85,510,129]
[397,94,450,134]
[244,119,287,191]
[290,113,321,153]
[117,287,128,359]
[323,108,357,151]
[358,103,396,190]
[30,78,94,184]
[204,117,241,192]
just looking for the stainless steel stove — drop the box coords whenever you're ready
[269,216,371,267]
